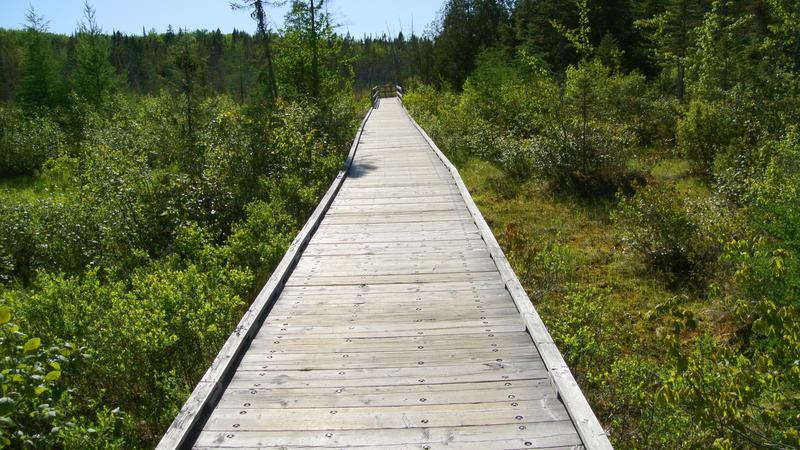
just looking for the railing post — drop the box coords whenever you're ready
[371,85,380,108]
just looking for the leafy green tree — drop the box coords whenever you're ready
[686,0,751,100]
[434,0,511,88]
[765,0,800,71]
[635,0,704,101]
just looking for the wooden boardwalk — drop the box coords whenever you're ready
[159,98,611,449]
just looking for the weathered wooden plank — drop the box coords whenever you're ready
[273,292,513,308]
[268,305,519,321]
[195,422,582,449]
[316,220,477,232]
[226,360,547,389]
[248,331,534,353]
[255,316,525,338]
[295,249,491,262]
[280,279,508,295]
[216,379,555,409]
[285,271,503,287]
[303,240,487,256]
[291,261,498,278]
[237,347,537,371]
[205,398,570,432]
[309,231,481,244]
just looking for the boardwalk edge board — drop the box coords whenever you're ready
[156,107,375,450]
[400,100,614,450]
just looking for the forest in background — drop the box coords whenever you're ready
[0,0,798,448]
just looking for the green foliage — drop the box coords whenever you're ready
[550,0,593,60]
[71,2,119,107]
[686,0,751,100]
[0,305,125,448]
[5,245,252,442]
[226,200,295,284]
[547,286,619,381]
[0,107,64,177]
[18,8,65,109]
[279,1,353,102]
[0,79,358,447]
[612,183,726,284]
[433,0,511,88]
[537,59,637,192]
[677,99,741,176]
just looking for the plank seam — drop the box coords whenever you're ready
[400,100,613,450]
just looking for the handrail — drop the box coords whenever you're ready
[156,106,375,450]
[371,83,404,107]
[371,85,380,108]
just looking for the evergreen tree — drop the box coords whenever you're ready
[284,0,329,99]
[169,31,205,170]
[72,1,118,106]
[282,0,345,101]
[231,0,280,106]
[18,6,64,108]
[434,0,511,88]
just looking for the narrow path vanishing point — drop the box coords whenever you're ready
[158,97,612,449]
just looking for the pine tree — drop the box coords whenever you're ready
[169,31,206,170]
[231,0,280,106]
[18,6,63,108]
[72,1,118,106]
[283,0,341,100]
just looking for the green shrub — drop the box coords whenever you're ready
[607,72,678,148]
[0,305,126,448]
[677,99,741,176]
[496,135,539,181]
[535,60,638,192]
[547,286,619,378]
[0,198,90,285]
[226,199,296,285]
[612,183,725,284]
[5,234,252,443]
[0,107,64,177]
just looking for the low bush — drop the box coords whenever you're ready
[0,107,64,177]
[677,99,742,176]
[4,238,252,443]
[0,305,126,448]
[612,183,726,284]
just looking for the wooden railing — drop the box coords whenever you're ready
[371,83,404,107]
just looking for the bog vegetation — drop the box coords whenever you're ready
[0,0,798,448]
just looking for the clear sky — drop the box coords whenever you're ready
[0,0,442,38]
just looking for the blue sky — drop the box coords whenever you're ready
[1,0,442,38]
